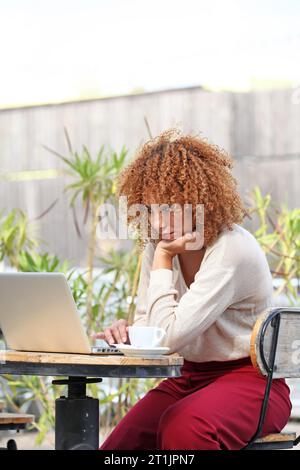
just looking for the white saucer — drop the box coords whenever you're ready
[112,344,170,358]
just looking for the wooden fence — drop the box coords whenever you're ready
[0,86,299,265]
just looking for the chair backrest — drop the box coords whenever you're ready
[250,307,300,379]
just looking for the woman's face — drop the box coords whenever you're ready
[143,193,193,241]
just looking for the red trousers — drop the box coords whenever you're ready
[99,356,292,450]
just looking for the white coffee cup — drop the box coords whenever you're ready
[128,326,166,348]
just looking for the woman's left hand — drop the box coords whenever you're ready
[156,231,200,257]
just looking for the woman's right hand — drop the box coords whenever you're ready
[91,319,130,345]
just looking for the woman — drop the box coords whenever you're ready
[95,128,292,450]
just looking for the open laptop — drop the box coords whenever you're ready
[0,272,123,355]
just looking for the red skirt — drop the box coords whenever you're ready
[99,356,292,450]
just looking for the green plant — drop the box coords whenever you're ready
[1,373,59,446]
[18,250,70,273]
[248,186,300,304]
[0,209,38,269]
[43,129,128,333]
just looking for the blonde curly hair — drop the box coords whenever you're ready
[116,128,248,251]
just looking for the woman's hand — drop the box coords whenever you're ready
[152,231,202,270]
[91,319,130,345]
[156,231,200,257]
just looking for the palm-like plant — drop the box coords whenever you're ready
[18,250,70,274]
[43,129,128,331]
[0,209,38,270]
[248,186,300,304]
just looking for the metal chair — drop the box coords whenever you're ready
[242,306,300,450]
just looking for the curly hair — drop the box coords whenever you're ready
[116,128,248,251]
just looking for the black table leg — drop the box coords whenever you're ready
[53,377,102,450]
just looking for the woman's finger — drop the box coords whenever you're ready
[104,328,115,345]
[111,326,124,345]
[119,324,128,343]
[185,231,204,250]
[91,331,105,339]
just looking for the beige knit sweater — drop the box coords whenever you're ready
[133,224,274,362]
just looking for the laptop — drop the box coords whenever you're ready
[0,272,123,355]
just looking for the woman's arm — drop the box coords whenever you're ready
[146,264,238,353]
[146,233,241,353]
[132,242,155,326]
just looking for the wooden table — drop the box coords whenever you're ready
[0,350,184,450]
